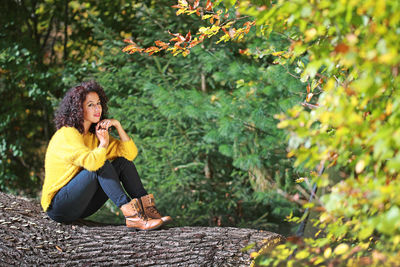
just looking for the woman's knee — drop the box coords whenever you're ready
[112,157,129,165]
[97,160,116,174]
[111,157,134,170]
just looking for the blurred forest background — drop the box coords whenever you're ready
[0,0,307,233]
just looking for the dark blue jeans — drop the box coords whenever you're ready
[47,157,147,223]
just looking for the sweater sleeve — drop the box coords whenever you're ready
[61,127,107,171]
[106,135,138,161]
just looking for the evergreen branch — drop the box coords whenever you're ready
[228,114,276,136]
[273,31,297,43]
[301,102,320,109]
[220,15,252,27]
[173,162,204,171]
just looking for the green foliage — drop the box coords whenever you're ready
[234,0,400,265]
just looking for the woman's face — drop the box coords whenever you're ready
[83,92,102,125]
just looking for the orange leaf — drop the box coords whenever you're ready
[185,31,192,42]
[168,31,185,42]
[306,93,313,102]
[122,44,143,54]
[335,43,349,53]
[193,0,200,9]
[144,46,160,55]
[239,48,249,55]
[155,40,170,49]
[174,43,183,49]
[206,0,213,11]
[188,38,202,48]
[123,39,134,44]
[307,83,310,93]
[122,44,135,52]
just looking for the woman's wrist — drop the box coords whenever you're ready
[99,142,108,148]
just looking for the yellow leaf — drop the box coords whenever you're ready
[386,100,392,115]
[305,28,317,41]
[250,252,259,258]
[295,250,309,259]
[334,243,349,255]
[324,247,332,258]
[277,120,289,129]
[202,14,213,20]
[355,160,365,174]
[272,51,284,56]
[182,49,190,57]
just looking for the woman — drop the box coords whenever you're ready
[41,81,171,231]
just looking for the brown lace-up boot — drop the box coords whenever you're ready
[120,198,164,231]
[140,194,172,224]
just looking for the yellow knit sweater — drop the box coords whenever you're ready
[41,126,138,211]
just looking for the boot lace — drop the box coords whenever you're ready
[146,206,161,216]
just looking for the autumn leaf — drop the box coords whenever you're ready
[123,39,134,44]
[169,31,186,44]
[144,46,160,55]
[188,38,202,48]
[185,31,192,42]
[335,43,350,53]
[122,44,135,52]
[228,28,236,38]
[193,0,200,9]
[306,93,313,102]
[239,48,249,55]
[155,40,169,49]
[182,49,190,57]
[122,43,144,54]
[206,0,213,11]
[271,51,284,56]
[202,14,213,20]
[334,243,349,255]
[176,8,187,16]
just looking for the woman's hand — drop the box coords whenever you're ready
[97,119,121,131]
[98,118,130,142]
[96,123,109,148]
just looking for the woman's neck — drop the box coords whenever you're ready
[83,121,91,135]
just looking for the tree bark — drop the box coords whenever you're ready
[0,192,284,266]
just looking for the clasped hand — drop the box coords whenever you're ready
[96,119,120,148]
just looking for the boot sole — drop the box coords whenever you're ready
[127,223,163,231]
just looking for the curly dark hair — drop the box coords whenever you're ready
[54,81,108,134]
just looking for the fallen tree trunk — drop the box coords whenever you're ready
[0,192,284,266]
